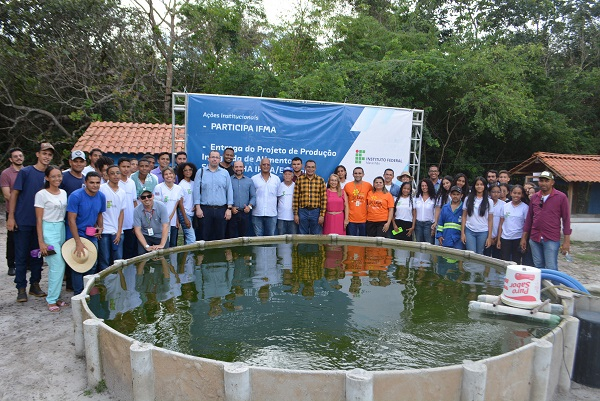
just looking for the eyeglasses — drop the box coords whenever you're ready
[140,194,153,200]
[539,198,544,208]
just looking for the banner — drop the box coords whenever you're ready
[186,94,413,183]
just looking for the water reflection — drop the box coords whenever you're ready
[90,243,556,370]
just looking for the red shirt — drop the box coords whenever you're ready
[523,188,572,242]
[0,166,20,213]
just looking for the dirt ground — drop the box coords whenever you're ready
[0,202,598,400]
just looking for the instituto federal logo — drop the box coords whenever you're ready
[355,149,366,164]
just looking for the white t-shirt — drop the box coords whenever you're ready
[34,189,67,222]
[178,179,195,215]
[82,165,95,176]
[414,195,435,222]
[154,182,184,227]
[252,173,281,217]
[118,177,137,230]
[463,197,494,233]
[500,202,529,240]
[277,181,295,221]
[490,200,504,238]
[100,183,126,234]
[394,196,413,222]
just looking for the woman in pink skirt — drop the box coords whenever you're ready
[324,174,347,235]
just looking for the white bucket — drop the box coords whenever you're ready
[500,265,541,309]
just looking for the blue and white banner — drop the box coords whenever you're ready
[186,94,413,182]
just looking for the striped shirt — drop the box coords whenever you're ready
[292,174,327,216]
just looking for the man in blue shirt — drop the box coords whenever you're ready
[8,143,55,302]
[67,172,106,295]
[227,160,256,238]
[383,169,400,198]
[60,150,87,291]
[61,150,86,195]
[428,165,442,194]
[193,150,233,241]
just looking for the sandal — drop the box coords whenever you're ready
[56,300,69,307]
[48,304,61,313]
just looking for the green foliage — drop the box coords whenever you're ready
[0,0,598,174]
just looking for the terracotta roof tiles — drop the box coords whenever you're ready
[73,121,185,155]
[510,152,600,183]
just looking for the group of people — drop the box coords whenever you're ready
[417,167,571,274]
[1,144,572,310]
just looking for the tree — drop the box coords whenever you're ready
[0,0,160,158]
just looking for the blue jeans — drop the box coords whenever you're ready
[414,220,434,244]
[98,233,124,272]
[13,225,43,289]
[182,214,196,244]
[277,219,297,235]
[465,227,488,255]
[72,236,98,295]
[529,238,560,270]
[253,216,277,236]
[346,222,366,237]
[298,208,322,235]
[169,226,178,248]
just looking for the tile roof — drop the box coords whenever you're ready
[510,152,600,183]
[73,122,185,155]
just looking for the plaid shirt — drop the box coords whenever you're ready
[292,174,327,216]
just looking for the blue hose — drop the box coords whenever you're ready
[540,269,589,294]
[540,269,588,292]
[541,273,582,292]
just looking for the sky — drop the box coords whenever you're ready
[262,0,296,24]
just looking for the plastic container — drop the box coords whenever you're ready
[500,265,541,309]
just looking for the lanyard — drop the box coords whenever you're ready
[144,209,154,225]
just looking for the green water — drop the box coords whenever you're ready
[88,242,556,370]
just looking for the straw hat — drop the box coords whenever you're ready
[397,170,412,180]
[61,238,98,273]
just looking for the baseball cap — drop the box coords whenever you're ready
[71,150,86,160]
[450,186,462,193]
[283,167,294,173]
[539,171,554,180]
[39,143,55,152]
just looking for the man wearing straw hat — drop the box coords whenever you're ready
[66,171,106,295]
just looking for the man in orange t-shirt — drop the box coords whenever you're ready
[343,167,372,236]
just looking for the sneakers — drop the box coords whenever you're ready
[17,288,27,302]
[29,283,47,298]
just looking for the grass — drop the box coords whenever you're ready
[576,253,600,263]
[571,241,600,265]
[83,380,107,397]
